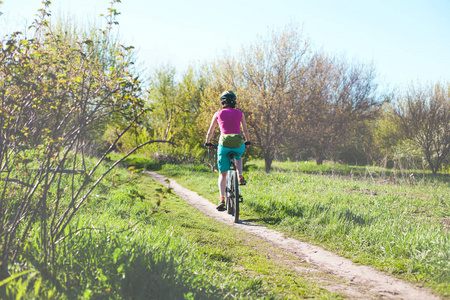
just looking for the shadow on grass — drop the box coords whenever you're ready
[245,203,372,228]
[111,248,226,300]
[337,208,371,226]
[28,232,232,299]
[242,217,283,225]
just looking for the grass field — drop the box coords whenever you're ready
[3,154,448,298]
[151,159,450,298]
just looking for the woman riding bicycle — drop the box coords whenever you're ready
[205,91,251,211]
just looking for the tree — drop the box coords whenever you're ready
[296,53,381,165]
[0,1,155,279]
[148,65,178,141]
[237,25,311,172]
[293,52,336,164]
[394,82,450,174]
[364,99,405,165]
[174,66,206,152]
[146,65,206,160]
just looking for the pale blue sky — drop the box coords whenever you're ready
[1,0,449,90]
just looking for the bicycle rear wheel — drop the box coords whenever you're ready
[231,171,240,223]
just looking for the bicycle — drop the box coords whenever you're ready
[205,144,244,223]
[225,151,242,223]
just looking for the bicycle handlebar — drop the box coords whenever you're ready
[205,142,251,149]
[204,143,217,149]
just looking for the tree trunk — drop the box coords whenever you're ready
[264,155,273,173]
[315,149,324,165]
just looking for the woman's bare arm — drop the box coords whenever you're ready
[241,113,250,143]
[205,114,218,144]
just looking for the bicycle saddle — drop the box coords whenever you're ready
[226,152,238,160]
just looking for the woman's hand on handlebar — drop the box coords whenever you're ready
[244,141,252,148]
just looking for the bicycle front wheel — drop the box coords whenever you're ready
[231,171,240,223]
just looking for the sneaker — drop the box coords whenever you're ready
[216,200,226,211]
[239,176,247,185]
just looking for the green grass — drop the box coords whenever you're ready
[7,153,447,298]
[152,159,450,298]
[2,161,342,299]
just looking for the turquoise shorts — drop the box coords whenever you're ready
[217,144,245,172]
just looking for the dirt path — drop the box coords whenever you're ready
[146,171,440,300]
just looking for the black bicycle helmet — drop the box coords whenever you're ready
[220,91,237,104]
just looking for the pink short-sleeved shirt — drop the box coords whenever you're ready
[214,108,242,135]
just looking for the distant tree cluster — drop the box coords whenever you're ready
[144,25,450,174]
[147,25,383,172]
[393,83,450,174]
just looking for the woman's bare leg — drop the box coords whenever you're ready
[235,158,243,176]
[218,171,227,198]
